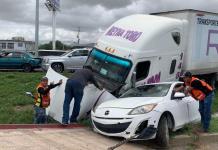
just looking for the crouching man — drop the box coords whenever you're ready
[34,76,62,124]
[177,72,214,132]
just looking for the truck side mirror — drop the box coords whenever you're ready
[131,71,136,88]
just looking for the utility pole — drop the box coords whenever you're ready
[35,0,39,56]
[77,27,80,44]
[52,10,56,50]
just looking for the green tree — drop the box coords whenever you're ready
[39,41,71,50]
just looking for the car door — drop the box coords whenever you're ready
[186,96,201,123]
[0,52,14,69]
[65,50,88,70]
[8,52,25,69]
[0,52,10,68]
[169,84,189,128]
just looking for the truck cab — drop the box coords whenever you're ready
[86,14,187,96]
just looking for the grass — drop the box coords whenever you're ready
[209,116,218,132]
[212,89,218,113]
[0,71,45,124]
[0,71,218,127]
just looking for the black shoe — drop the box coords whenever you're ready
[70,120,78,124]
[204,129,209,133]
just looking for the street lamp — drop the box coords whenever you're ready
[45,0,60,50]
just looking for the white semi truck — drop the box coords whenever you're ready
[85,9,218,96]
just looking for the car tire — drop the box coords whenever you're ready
[155,116,169,148]
[23,64,32,72]
[51,63,64,73]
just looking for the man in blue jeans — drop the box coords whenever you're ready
[181,72,214,132]
[62,66,102,125]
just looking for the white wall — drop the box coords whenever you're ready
[0,41,35,51]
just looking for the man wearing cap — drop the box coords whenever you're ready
[177,72,214,132]
[34,77,62,124]
[62,66,103,125]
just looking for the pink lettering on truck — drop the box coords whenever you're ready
[105,26,142,42]
[207,29,218,55]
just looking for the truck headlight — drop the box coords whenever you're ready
[128,104,157,115]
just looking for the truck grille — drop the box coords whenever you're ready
[93,121,131,134]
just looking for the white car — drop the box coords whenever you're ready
[41,48,90,72]
[91,82,200,147]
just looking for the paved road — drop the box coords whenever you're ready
[0,128,148,150]
[0,127,217,150]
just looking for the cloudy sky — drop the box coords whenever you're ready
[0,0,217,44]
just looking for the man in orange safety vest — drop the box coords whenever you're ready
[181,72,214,132]
[34,76,62,124]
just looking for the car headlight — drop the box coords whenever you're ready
[128,104,157,115]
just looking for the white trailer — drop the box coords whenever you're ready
[86,9,218,96]
[153,9,218,84]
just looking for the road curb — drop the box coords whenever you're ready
[171,114,218,146]
[171,133,218,147]
[0,123,84,130]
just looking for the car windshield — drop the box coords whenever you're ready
[121,84,172,98]
[60,51,71,56]
[85,48,132,83]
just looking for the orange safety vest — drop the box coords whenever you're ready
[35,83,50,108]
[185,77,213,101]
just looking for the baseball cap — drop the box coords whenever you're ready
[41,76,48,81]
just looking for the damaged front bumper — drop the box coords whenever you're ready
[91,110,161,140]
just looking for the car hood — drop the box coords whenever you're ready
[31,57,42,62]
[43,56,61,60]
[97,97,164,109]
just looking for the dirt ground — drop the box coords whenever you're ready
[0,127,217,150]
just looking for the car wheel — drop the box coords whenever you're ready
[155,116,169,148]
[23,64,32,72]
[51,63,64,73]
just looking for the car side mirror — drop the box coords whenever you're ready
[131,71,136,88]
[174,92,185,99]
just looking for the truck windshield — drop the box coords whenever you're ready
[86,48,132,83]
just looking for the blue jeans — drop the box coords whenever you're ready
[62,79,83,124]
[199,92,214,131]
[34,106,46,124]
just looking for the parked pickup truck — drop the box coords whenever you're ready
[42,48,90,73]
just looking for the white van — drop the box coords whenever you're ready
[86,9,218,96]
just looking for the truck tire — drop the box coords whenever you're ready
[155,116,169,148]
[51,63,64,73]
[23,64,32,72]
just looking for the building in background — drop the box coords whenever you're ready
[0,37,35,52]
